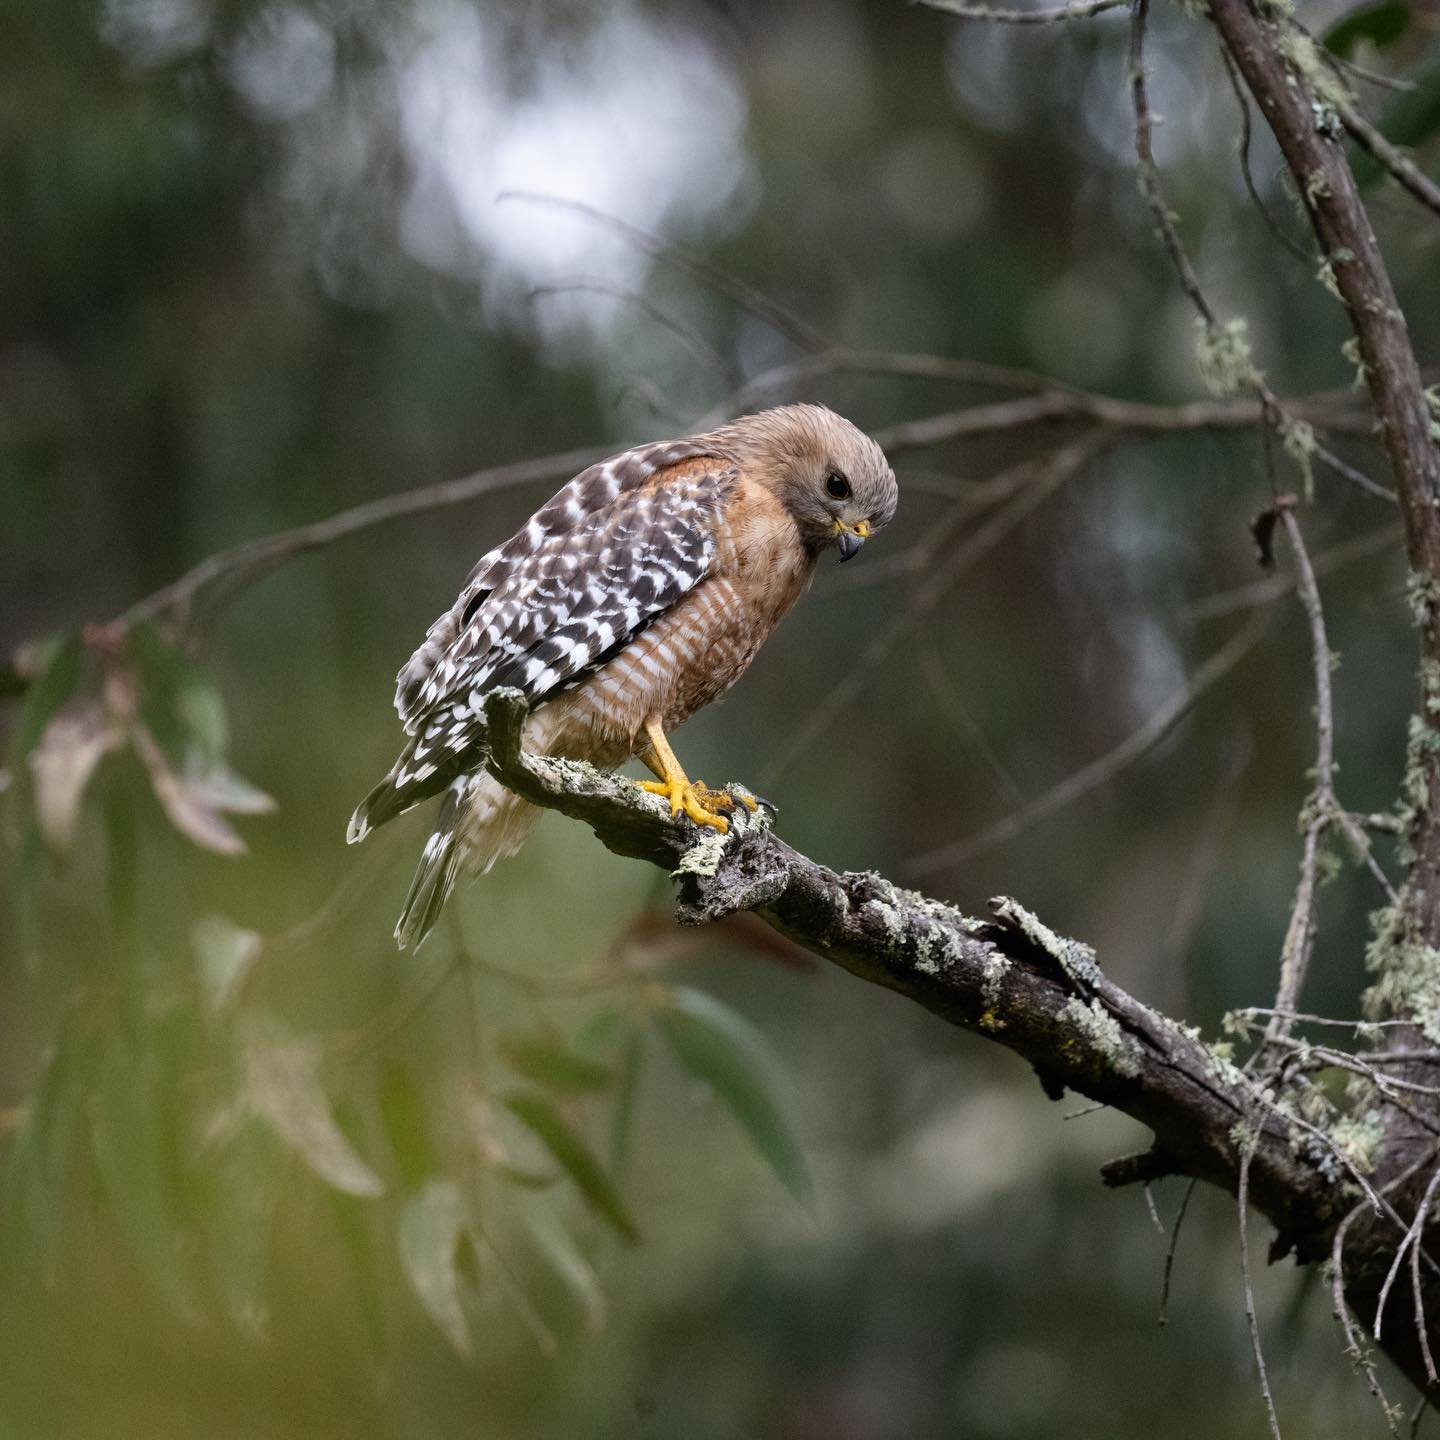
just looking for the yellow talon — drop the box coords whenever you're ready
[637,776,730,833]
[634,718,755,833]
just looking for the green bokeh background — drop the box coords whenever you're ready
[2,1,1438,1435]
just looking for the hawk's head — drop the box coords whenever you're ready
[711,404,898,562]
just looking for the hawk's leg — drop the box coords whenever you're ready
[635,718,757,833]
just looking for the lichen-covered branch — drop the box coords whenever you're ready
[479,687,1440,1388]
[1205,1,1440,961]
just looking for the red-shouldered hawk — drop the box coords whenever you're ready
[347,404,898,949]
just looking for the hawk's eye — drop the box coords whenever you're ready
[825,472,851,500]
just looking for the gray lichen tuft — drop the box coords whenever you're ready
[1408,571,1440,631]
[1363,900,1440,1042]
[673,826,731,879]
[1329,1108,1386,1175]
[991,897,1101,986]
[1196,317,1261,397]
[1280,418,1317,501]
[1059,997,1142,1079]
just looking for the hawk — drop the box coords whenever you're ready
[347,403,898,949]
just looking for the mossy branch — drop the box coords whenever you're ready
[478,688,1440,1381]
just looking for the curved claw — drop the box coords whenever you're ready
[637,776,731,833]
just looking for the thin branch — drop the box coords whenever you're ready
[694,348,1083,430]
[528,276,741,386]
[1329,51,1417,96]
[497,190,832,353]
[761,438,1104,789]
[1335,1198,1406,1438]
[919,0,1126,21]
[919,640,1028,810]
[1238,1135,1285,1440]
[1184,523,1402,623]
[1267,506,1338,1044]
[1217,42,1312,266]
[119,445,606,631]
[903,611,1270,878]
[1376,1161,1440,1341]
[1309,435,1397,503]
[1131,0,1215,326]
[1415,1212,1439,1386]
[1335,92,1440,223]
[1158,1177,1197,1327]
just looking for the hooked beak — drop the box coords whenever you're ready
[835,518,871,562]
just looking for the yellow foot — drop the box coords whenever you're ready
[637,776,737,832]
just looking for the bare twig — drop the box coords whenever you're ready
[1217,42,1312,266]
[1131,0,1215,326]
[1143,1181,1166,1234]
[903,611,1269,877]
[1159,1177,1197,1327]
[918,640,1028,809]
[1334,1199,1405,1438]
[1184,523,1402,622]
[529,275,741,386]
[919,0,1126,21]
[1238,1135,1285,1440]
[694,348,1080,430]
[497,190,832,353]
[1309,435,1397,504]
[1335,93,1440,223]
[761,438,1104,788]
[1376,1161,1440,1341]
[1267,506,1338,1044]
[119,445,605,631]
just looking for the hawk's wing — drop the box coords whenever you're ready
[396,437,717,731]
[347,450,739,840]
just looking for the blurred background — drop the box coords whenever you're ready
[2,0,1439,1435]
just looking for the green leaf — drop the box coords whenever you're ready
[128,623,228,767]
[499,1029,614,1095]
[192,914,262,1016]
[101,761,141,999]
[655,987,813,1209]
[206,1120,282,1341]
[90,1036,202,1321]
[9,819,43,962]
[608,1031,645,1180]
[397,1178,473,1356]
[1323,1,1410,58]
[6,632,83,776]
[239,1012,384,1197]
[503,1092,638,1244]
[1,1011,99,1275]
[515,1206,607,1335]
[330,1188,386,1356]
[378,1064,435,1192]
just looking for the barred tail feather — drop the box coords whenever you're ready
[392,774,542,951]
[394,781,469,951]
[347,737,476,845]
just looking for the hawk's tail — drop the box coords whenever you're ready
[393,773,542,951]
[394,778,469,951]
[347,735,475,845]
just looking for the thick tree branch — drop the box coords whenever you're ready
[480,683,1440,1389]
[480,694,1392,1260]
